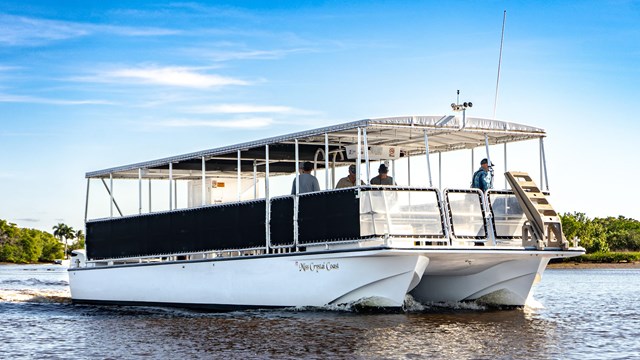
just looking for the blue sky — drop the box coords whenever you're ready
[1,1,639,232]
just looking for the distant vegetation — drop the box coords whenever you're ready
[0,219,84,264]
[560,212,640,253]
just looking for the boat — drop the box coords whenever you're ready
[68,114,585,310]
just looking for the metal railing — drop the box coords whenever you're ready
[443,188,490,245]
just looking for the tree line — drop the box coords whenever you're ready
[560,212,640,253]
[0,219,84,263]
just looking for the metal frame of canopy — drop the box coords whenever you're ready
[83,115,550,224]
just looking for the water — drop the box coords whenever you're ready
[1,265,639,360]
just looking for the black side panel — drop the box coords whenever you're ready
[298,189,360,244]
[270,196,294,246]
[87,200,266,260]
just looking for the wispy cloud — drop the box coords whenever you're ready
[77,66,249,89]
[159,118,274,128]
[0,65,20,72]
[186,103,319,115]
[0,14,179,46]
[0,93,114,105]
[204,48,313,62]
[187,104,294,114]
[15,218,40,223]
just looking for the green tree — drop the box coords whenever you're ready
[69,229,85,252]
[560,212,608,253]
[39,231,64,261]
[52,223,75,259]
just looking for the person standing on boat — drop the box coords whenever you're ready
[471,158,494,192]
[292,161,321,195]
[370,164,396,185]
[336,164,365,188]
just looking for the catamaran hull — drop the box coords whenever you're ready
[409,250,575,306]
[69,249,429,310]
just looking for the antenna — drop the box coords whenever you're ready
[451,90,473,129]
[493,10,507,119]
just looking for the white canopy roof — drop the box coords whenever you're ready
[87,115,545,179]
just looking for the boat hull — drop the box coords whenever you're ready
[69,249,429,310]
[409,249,577,306]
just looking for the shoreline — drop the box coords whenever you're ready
[547,262,640,269]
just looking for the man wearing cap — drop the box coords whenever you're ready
[471,158,494,192]
[335,164,365,189]
[291,161,320,195]
[370,164,396,186]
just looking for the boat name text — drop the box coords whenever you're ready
[295,261,340,273]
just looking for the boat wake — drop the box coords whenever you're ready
[0,289,71,304]
[524,295,545,310]
[0,278,69,286]
[404,295,489,312]
[285,295,489,313]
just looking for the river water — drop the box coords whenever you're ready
[1,264,638,360]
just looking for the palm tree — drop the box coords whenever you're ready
[53,223,75,259]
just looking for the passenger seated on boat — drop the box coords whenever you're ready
[471,158,494,192]
[291,161,321,195]
[370,164,396,186]
[336,164,365,189]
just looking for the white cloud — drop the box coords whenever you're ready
[204,48,312,62]
[188,104,294,114]
[0,93,114,105]
[84,66,249,89]
[159,118,274,128]
[0,14,179,46]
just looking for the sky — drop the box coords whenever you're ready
[1,0,639,232]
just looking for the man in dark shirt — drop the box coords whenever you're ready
[471,158,494,192]
[291,161,320,194]
[370,164,396,185]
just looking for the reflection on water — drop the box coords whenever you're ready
[1,265,638,359]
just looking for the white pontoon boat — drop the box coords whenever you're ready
[68,115,584,310]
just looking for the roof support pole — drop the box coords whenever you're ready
[253,160,258,199]
[169,163,173,211]
[148,179,152,212]
[407,154,411,187]
[391,159,396,184]
[540,138,549,191]
[504,143,508,190]
[324,133,329,190]
[539,138,543,189]
[138,168,142,215]
[201,157,206,206]
[356,128,361,186]
[294,139,300,195]
[84,178,90,223]
[424,130,433,188]
[265,145,271,252]
[237,150,242,202]
[363,128,370,184]
[484,134,493,189]
[174,180,177,209]
[294,139,300,251]
[438,152,442,190]
[471,148,475,177]
[331,152,338,188]
[101,178,123,217]
[110,173,113,218]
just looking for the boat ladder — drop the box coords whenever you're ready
[504,171,569,250]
